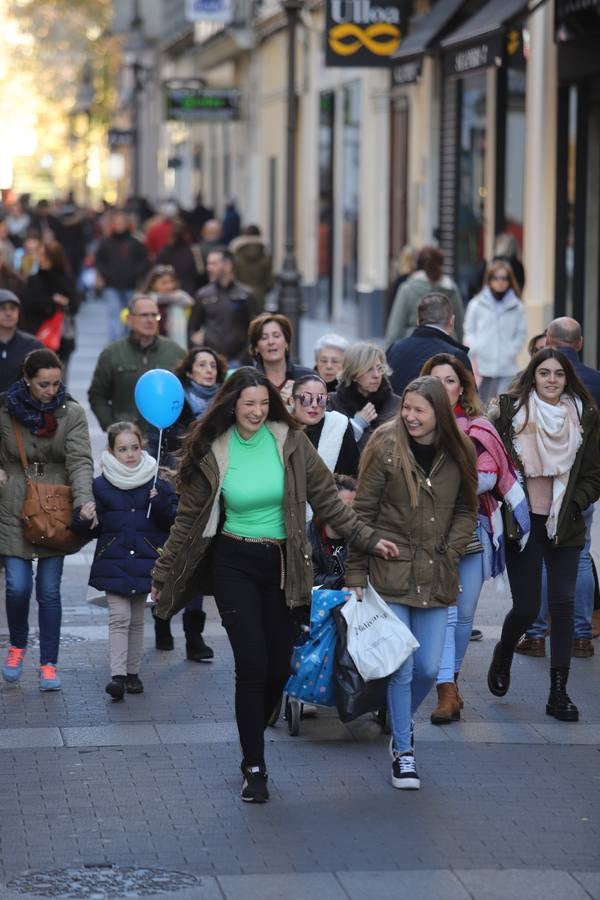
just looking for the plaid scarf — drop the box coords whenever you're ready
[455,408,530,577]
[6,378,66,437]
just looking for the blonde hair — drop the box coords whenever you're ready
[337,342,391,388]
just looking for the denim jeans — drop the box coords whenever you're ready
[4,556,65,665]
[437,545,485,683]
[527,504,594,640]
[387,603,448,753]
[104,287,133,342]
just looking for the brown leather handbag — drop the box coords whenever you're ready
[12,419,87,555]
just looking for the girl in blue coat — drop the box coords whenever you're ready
[87,421,177,701]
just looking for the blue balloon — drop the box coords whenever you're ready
[134,369,184,429]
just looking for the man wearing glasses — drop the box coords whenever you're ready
[88,294,185,432]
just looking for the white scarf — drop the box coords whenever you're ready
[513,391,583,538]
[101,449,158,491]
[306,411,350,523]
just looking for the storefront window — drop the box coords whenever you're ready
[455,72,487,302]
[565,85,578,318]
[504,67,526,254]
[342,81,360,306]
[317,92,334,319]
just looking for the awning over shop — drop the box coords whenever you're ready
[441,0,528,75]
[393,0,466,63]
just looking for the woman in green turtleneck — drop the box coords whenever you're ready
[151,367,398,804]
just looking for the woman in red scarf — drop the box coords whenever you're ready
[420,353,529,723]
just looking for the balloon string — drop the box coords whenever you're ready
[147,428,163,518]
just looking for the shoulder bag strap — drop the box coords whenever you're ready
[11,419,30,472]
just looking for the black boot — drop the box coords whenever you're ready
[487,641,513,697]
[153,612,174,651]
[105,675,126,701]
[546,667,579,721]
[182,610,214,662]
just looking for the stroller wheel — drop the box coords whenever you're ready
[287,698,302,736]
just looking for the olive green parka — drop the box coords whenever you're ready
[152,422,379,618]
[345,430,478,608]
[0,397,94,559]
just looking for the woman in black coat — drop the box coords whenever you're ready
[23,240,79,368]
[328,342,400,452]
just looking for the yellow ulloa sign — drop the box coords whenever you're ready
[328,22,401,57]
[325,0,410,68]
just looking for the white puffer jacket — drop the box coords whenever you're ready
[463,287,526,377]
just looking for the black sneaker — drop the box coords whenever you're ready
[241,766,269,803]
[470,628,483,641]
[125,674,144,694]
[105,675,126,701]
[391,752,420,790]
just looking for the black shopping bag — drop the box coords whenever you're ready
[332,606,388,723]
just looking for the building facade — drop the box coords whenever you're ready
[109,0,600,361]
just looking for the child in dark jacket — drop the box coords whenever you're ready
[309,474,357,589]
[85,422,177,701]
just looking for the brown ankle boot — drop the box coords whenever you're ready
[454,673,464,710]
[430,683,461,725]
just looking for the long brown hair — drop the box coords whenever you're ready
[419,353,484,419]
[178,366,298,485]
[359,375,477,510]
[508,348,596,431]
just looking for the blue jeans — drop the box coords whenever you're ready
[527,504,594,640]
[104,287,133,342]
[387,603,448,753]
[4,556,65,665]
[437,546,485,683]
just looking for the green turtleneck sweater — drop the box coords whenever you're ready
[222,425,286,539]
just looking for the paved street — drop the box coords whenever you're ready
[0,299,598,900]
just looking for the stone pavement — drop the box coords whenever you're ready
[0,299,598,900]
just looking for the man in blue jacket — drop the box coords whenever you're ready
[386,293,472,396]
[517,316,599,659]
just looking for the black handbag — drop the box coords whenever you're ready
[332,606,388,723]
[501,500,521,542]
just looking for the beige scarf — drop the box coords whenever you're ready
[513,391,582,538]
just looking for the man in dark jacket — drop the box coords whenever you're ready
[188,249,255,365]
[0,289,42,391]
[95,211,148,342]
[517,316,600,660]
[386,293,472,395]
[88,294,185,432]
[546,317,600,406]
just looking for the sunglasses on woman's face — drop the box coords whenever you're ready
[295,393,327,408]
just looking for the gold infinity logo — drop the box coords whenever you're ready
[328,22,401,57]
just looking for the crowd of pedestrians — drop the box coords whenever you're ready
[0,196,598,806]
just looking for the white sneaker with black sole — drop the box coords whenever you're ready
[391,751,420,790]
[241,766,269,803]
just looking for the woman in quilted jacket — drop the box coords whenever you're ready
[85,421,177,702]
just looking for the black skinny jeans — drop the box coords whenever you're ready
[213,534,296,768]
[503,514,580,668]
